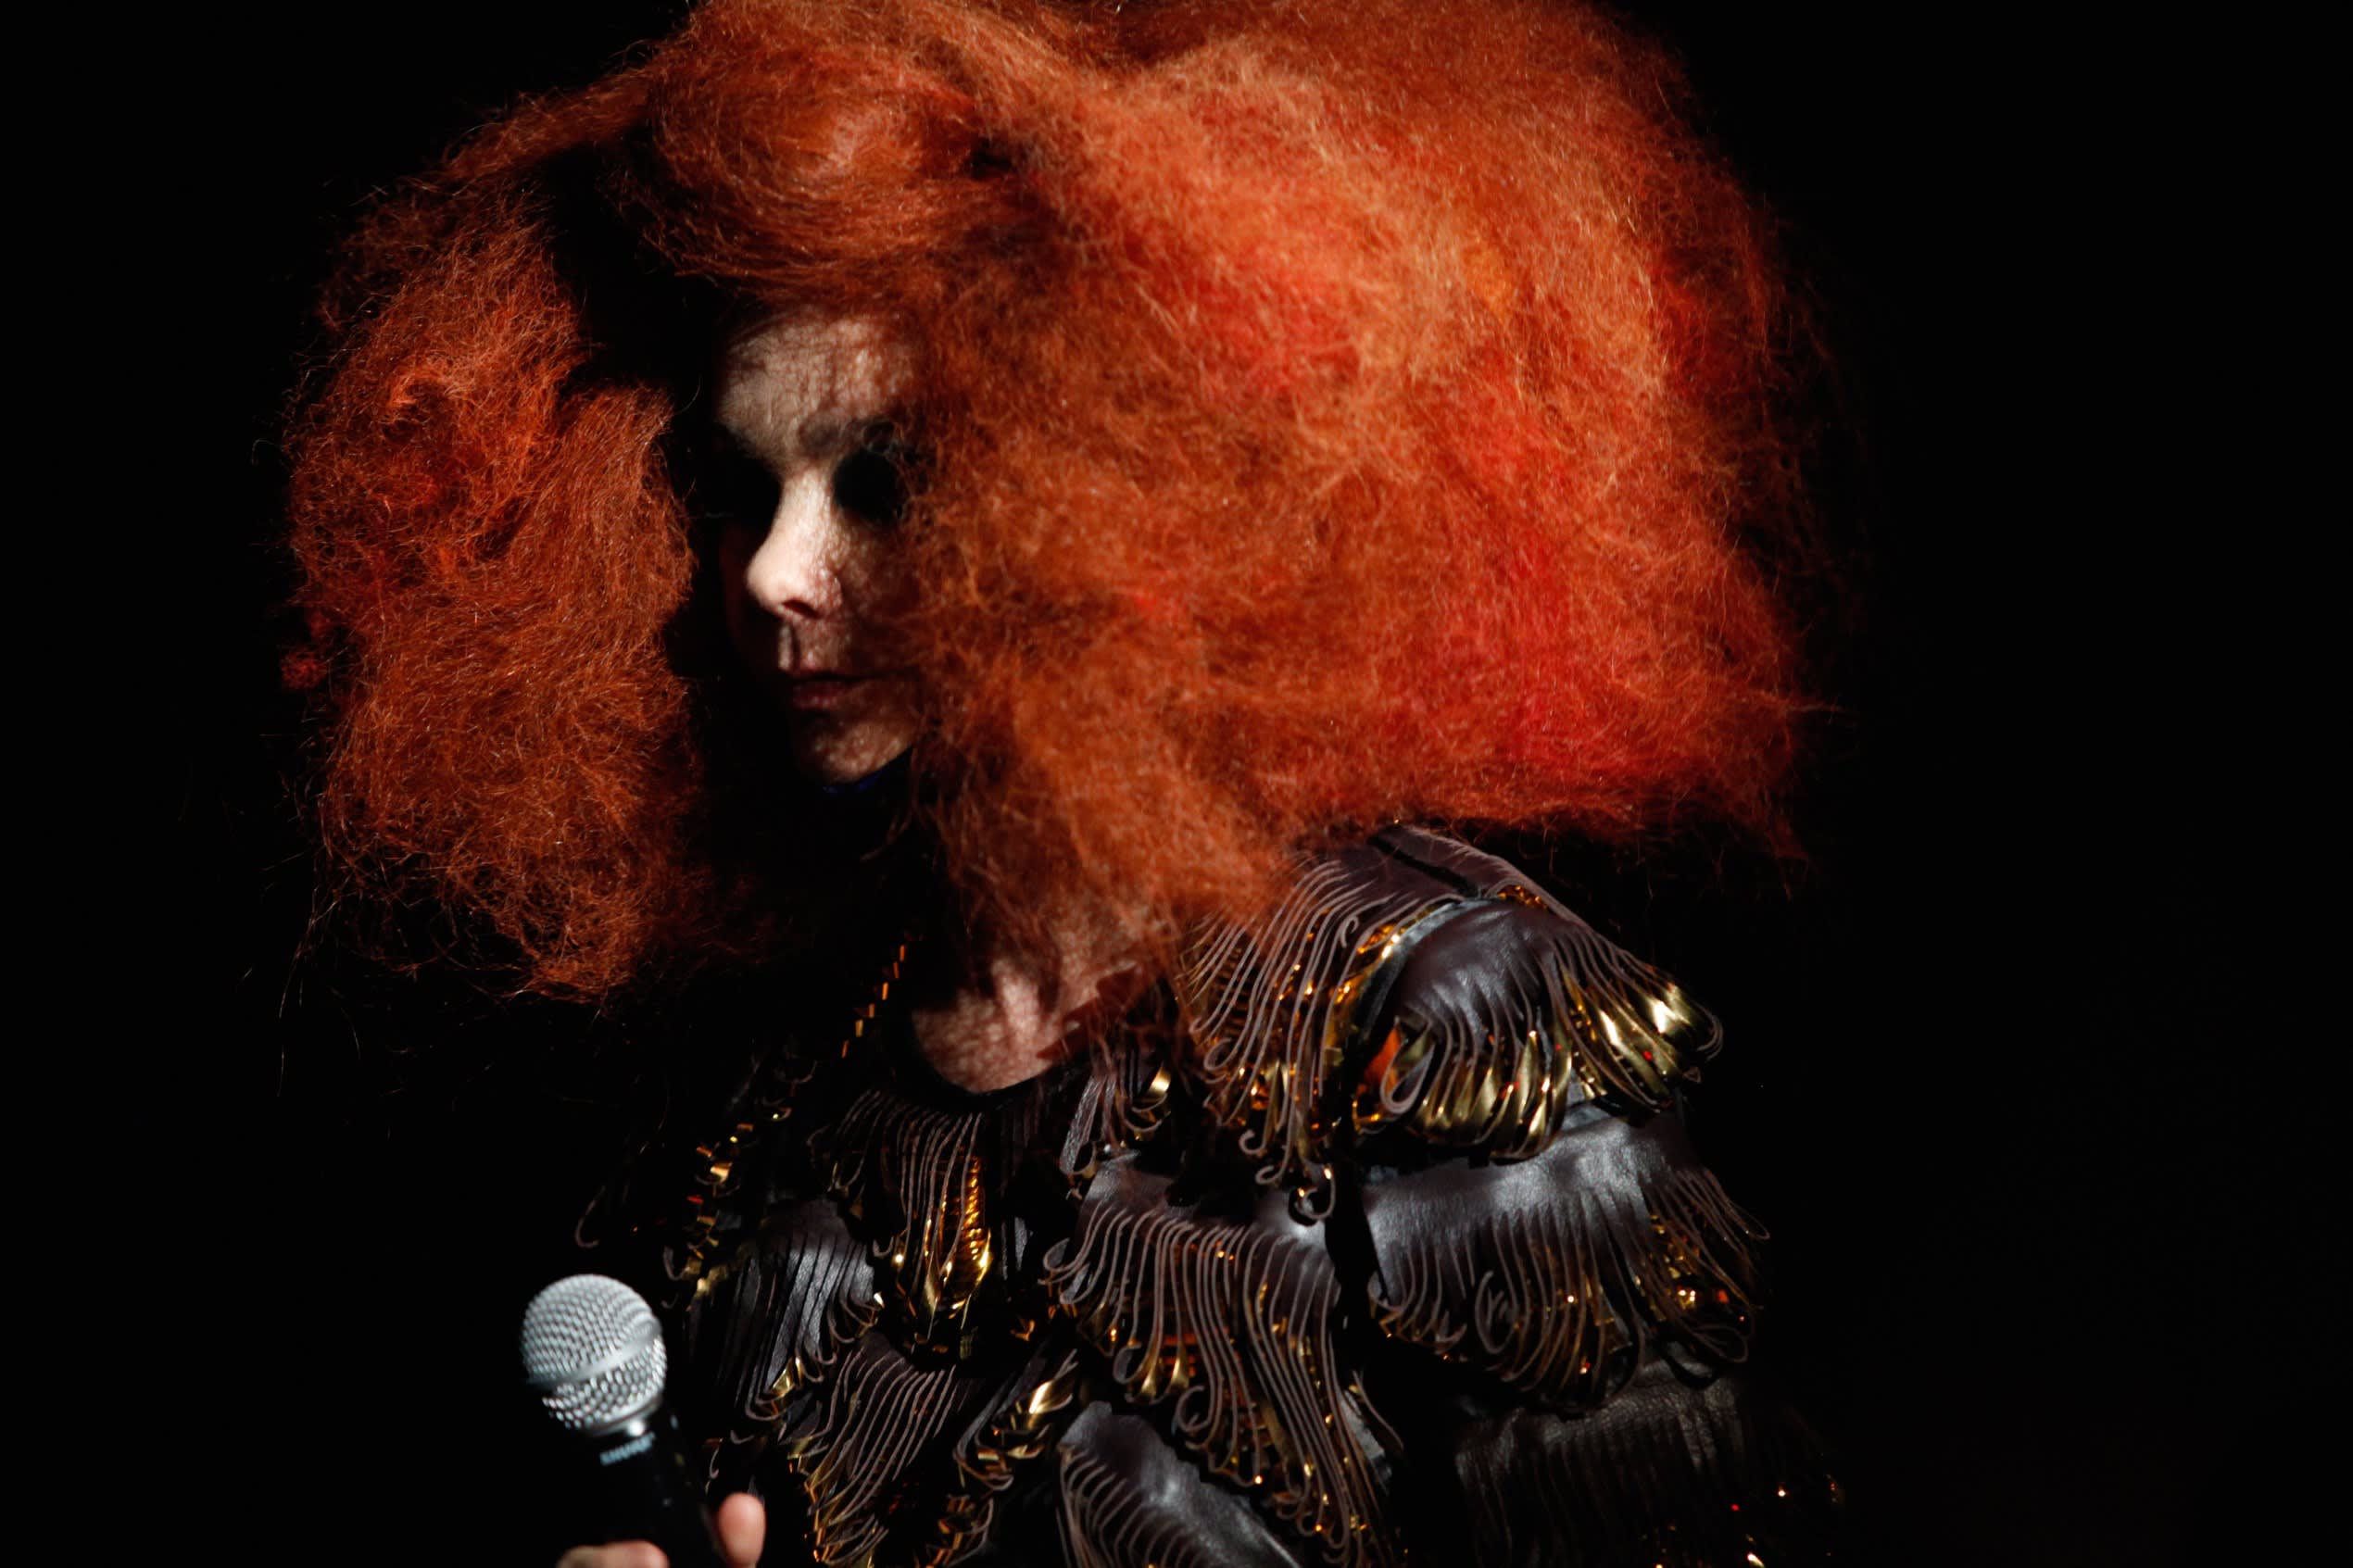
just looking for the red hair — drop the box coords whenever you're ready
[287,0,1806,994]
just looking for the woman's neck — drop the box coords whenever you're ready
[909,926,1145,1094]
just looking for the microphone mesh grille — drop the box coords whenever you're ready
[518,1273,667,1435]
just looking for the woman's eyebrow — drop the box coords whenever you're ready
[702,420,756,459]
[797,411,903,457]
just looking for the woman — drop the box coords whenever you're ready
[286,0,1835,1562]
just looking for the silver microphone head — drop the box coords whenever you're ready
[519,1273,668,1436]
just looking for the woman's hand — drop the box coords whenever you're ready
[556,1493,766,1568]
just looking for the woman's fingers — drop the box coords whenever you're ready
[555,1545,666,1568]
[716,1493,767,1568]
[553,1493,759,1568]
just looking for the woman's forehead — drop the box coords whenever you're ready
[714,316,910,452]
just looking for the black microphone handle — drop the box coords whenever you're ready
[577,1405,729,1568]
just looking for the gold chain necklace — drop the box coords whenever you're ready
[677,933,914,1298]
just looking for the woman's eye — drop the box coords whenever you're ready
[833,429,913,526]
[693,448,779,526]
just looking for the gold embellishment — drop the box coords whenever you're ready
[1362,829,1723,1151]
[752,1257,883,1422]
[761,1349,823,1417]
[676,1200,882,1499]
[844,939,912,1053]
[916,1350,1083,1567]
[1352,906,1717,1159]
[780,1336,969,1568]
[1182,858,1452,1210]
[1364,1119,1761,1408]
[1056,1420,1243,1568]
[670,936,912,1289]
[1062,1022,1176,1187]
[1447,1361,1842,1568]
[828,1087,1000,1358]
[1045,1160,1395,1566]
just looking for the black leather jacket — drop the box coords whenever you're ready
[578,827,1837,1565]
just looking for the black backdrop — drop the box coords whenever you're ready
[120,4,2323,1562]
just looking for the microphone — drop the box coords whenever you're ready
[520,1274,729,1568]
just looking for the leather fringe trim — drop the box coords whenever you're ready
[825,1086,1001,1359]
[780,1333,975,1568]
[1357,830,1719,1152]
[914,1348,1084,1568]
[1361,1114,1761,1409]
[1044,1158,1394,1566]
[1057,1403,1307,1568]
[1182,852,1453,1212]
[684,1198,881,1432]
[1062,1023,1176,1187]
[647,937,912,1298]
[1445,1362,1842,1568]
[1352,902,1718,1155]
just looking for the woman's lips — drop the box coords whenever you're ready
[781,672,870,710]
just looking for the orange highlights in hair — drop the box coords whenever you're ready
[287,0,1806,993]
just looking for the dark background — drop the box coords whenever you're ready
[116,3,2318,1562]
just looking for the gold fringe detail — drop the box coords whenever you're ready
[914,1348,1084,1567]
[1445,1361,1842,1568]
[1349,831,1718,1156]
[1350,918,1716,1156]
[1363,1115,1761,1409]
[1062,1022,1176,1187]
[1045,1158,1394,1567]
[670,936,911,1290]
[779,1334,971,1568]
[827,1086,999,1359]
[685,1199,882,1436]
[1182,854,1453,1212]
[1057,1403,1306,1568]
[1059,1439,1220,1568]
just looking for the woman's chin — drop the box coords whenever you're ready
[787,720,915,789]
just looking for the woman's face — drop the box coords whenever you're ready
[710,316,925,784]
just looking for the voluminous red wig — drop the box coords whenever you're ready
[287,0,1806,995]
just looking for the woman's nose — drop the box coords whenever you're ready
[742,474,843,620]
